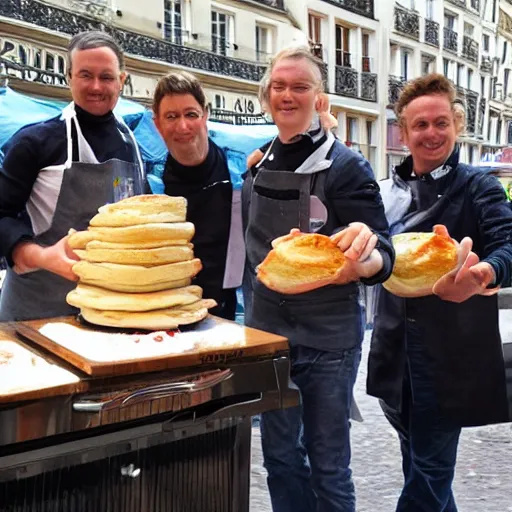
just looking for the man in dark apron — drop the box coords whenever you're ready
[0,31,144,321]
[242,46,394,512]
[152,71,241,320]
[368,74,512,511]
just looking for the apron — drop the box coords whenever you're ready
[244,133,364,354]
[0,103,144,321]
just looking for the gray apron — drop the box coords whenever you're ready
[0,103,144,321]
[244,133,364,354]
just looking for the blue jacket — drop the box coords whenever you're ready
[368,150,512,427]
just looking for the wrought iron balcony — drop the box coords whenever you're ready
[425,19,439,47]
[481,55,493,73]
[209,109,272,125]
[0,56,67,87]
[465,90,478,135]
[478,97,486,136]
[320,0,374,19]
[462,36,479,64]
[446,0,466,8]
[250,0,285,9]
[361,72,377,102]
[443,27,458,54]
[335,66,358,98]
[394,5,420,40]
[0,0,266,82]
[388,75,405,106]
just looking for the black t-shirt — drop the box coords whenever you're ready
[162,140,236,319]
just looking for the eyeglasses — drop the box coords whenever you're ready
[164,111,204,123]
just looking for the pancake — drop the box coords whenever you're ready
[86,240,191,250]
[68,222,195,249]
[383,232,458,297]
[74,244,194,266]
[80,298,217,330]
[72,258,202,292]
[257,233,346,294]
[67,284,203,312]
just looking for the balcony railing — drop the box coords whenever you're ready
[446,0,466,8]
[462,35,479,64]
[335,66,358,98]
[443,27,458,54]
[251,0,285,9]
[481,55,493,73]
[361,72,378,102]
[320,0,374,19]
[466,90,478,135]
[425,18,440,47]
[0,0,266,82]
[388,75,405,106]
[394,5,420,40]
[0,56,68,87]
[478,97,486,136]
[209,109,272,125]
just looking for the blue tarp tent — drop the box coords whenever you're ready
[0,86,277,189]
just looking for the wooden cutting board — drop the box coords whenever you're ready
[15,315,289,378]
[0,324,83,404]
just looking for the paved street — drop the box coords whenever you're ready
[250,310,512,512]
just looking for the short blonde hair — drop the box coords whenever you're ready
[258,46,324,109]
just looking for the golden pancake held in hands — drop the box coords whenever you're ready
[257,233,346,294]
[67,284,203,312]
[383,232,458,298]
[80,298,217,330]
[74,244,193,266]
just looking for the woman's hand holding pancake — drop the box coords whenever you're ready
[432,225,498,303]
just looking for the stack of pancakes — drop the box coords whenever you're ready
[66,195,216,330]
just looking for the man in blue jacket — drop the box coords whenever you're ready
[242,46,394,512]
[368,74,512,512]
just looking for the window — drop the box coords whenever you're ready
[421,55,434,76]
[492,0,497,23]
[308,13,321,44]
[335,25,351,67]
[45,52,54,72]
[444,13,455,30]
[502,41,508,65]
[482,34,490,52]
[401,49,410,81]
[443,58,449,77]
[346,117,358,143]
[505,69,510,98]
[467,68,473,90]
[456,63,463,86]
[426,0,434,20]
[464,23,474,36]
[468,144,475,164]
[366,120,373,145]
[309,13,323,60]
[496,119,502,144]
[214,94,226,110]
[18,45,27,65]
[34,50,41,69]
[211,10,233,57]
[362,33,370,72]
[481,76,486,95]
[256,25,271,62]
[508,121,512,144]
[164,0,183,44]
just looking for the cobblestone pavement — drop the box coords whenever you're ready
[250,315,512,512]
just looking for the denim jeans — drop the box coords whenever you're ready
[381,318,461,512]
[260,344,362,512]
